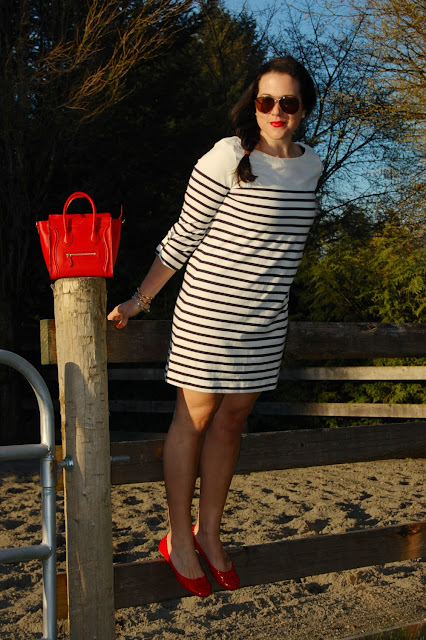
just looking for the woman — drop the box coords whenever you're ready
[108,56,322,597]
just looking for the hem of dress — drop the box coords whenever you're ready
[165,377,278,394]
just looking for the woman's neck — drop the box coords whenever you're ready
[256,136,302,158]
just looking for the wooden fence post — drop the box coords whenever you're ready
[53,277,114,640]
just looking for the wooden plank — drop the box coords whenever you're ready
[44,398,425,419]
[42,364,426,382]
[235,423,426,474]
[258,402,426,419]
[109,421,426,485]
[341,619,426,640]
[55,444,64,492]
[57,572,68,621]
[279,365,426,381]
[113,521,426,608]
[285,322,426,360]
[41,367,165,382]
[42,365,426,382]
[109,400,175,413]
[40,319,55,366]
[40,320,426,364]
[56,520,426,616]
[106,399,425,419]
[108,368,164,381]
[40,319,172,365]
[103,365,426,382]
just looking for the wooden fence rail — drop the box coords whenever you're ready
[56,420,426,618]
[105,422,426,485]
[43,311,426,636]
[41,319,426,364]
[42,320,426,420]
[55,520,426,617]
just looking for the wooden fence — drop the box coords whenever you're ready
[42,318,426,423]
[40,285,426,639]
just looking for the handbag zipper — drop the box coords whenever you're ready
[66,252,97,267]
[66,252,97,256]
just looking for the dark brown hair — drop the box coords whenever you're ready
[229,56,317,183]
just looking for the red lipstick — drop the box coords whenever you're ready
[270,121,285,127]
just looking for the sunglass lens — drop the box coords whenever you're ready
[279,97,299,114]
[255,96,300,114]
[256,97,275,113]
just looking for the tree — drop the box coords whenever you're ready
[294,214,425,323]
[0,0,192,442]
[56,0,266,317]
[241,0,422,234]
[353,0,426,229]
[260,4,401,214]
[356,0,426,144]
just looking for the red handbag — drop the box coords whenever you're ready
[37,191,122,279]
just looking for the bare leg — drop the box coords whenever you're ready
[162,387,223,579]
[194,392,260,571]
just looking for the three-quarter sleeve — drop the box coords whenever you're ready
[156,138,240,270]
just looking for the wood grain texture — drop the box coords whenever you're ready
[278,365,426,381]
[341,619,426,640]
[106,399,425,418]
[55,521,426,616]
[40,320,426,364]
[113,521,426,608]
[43,365,426,382]
[53,278,115,640]
[109,422,426,485]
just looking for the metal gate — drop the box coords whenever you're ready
[0,350,57,640]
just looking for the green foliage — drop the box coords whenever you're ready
[367,228,426,322]
[294,215,425,324]
[285,210,426,427]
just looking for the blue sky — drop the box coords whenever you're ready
[220,0,381,209]
[221,0,316,45]
[222,0,281,31]
[223,0,274,15]
[221,0,358,37]
[221,0,287,48]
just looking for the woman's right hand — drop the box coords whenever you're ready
[107,299,141,329]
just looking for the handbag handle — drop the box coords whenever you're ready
[62,192,97,245]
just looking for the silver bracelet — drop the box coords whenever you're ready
[131,293,150,312]
[136,287,154,303]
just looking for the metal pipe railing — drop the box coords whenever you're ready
[0,443,49,461]
[0,350,57,640]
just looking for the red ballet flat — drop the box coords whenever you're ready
[193,528,240,591]
[158,534,211,598]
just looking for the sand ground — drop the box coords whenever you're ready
[1,457,425,640]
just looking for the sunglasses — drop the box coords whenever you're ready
[255,95,300,115]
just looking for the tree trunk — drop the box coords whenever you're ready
[53,277,114,640]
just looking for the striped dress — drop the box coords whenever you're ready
[156,136,322,393]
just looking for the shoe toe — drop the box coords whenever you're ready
[159,535,210,597]
[211,563,240,590]
[193,530,240,591]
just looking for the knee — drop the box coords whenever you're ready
[192,408,219,434]
[213,392,259,437]
[173,404,218,436]
[219,408,250,436]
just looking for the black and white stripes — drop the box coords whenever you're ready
[156,137,322,393]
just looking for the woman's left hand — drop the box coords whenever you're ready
[107,299,141,329]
